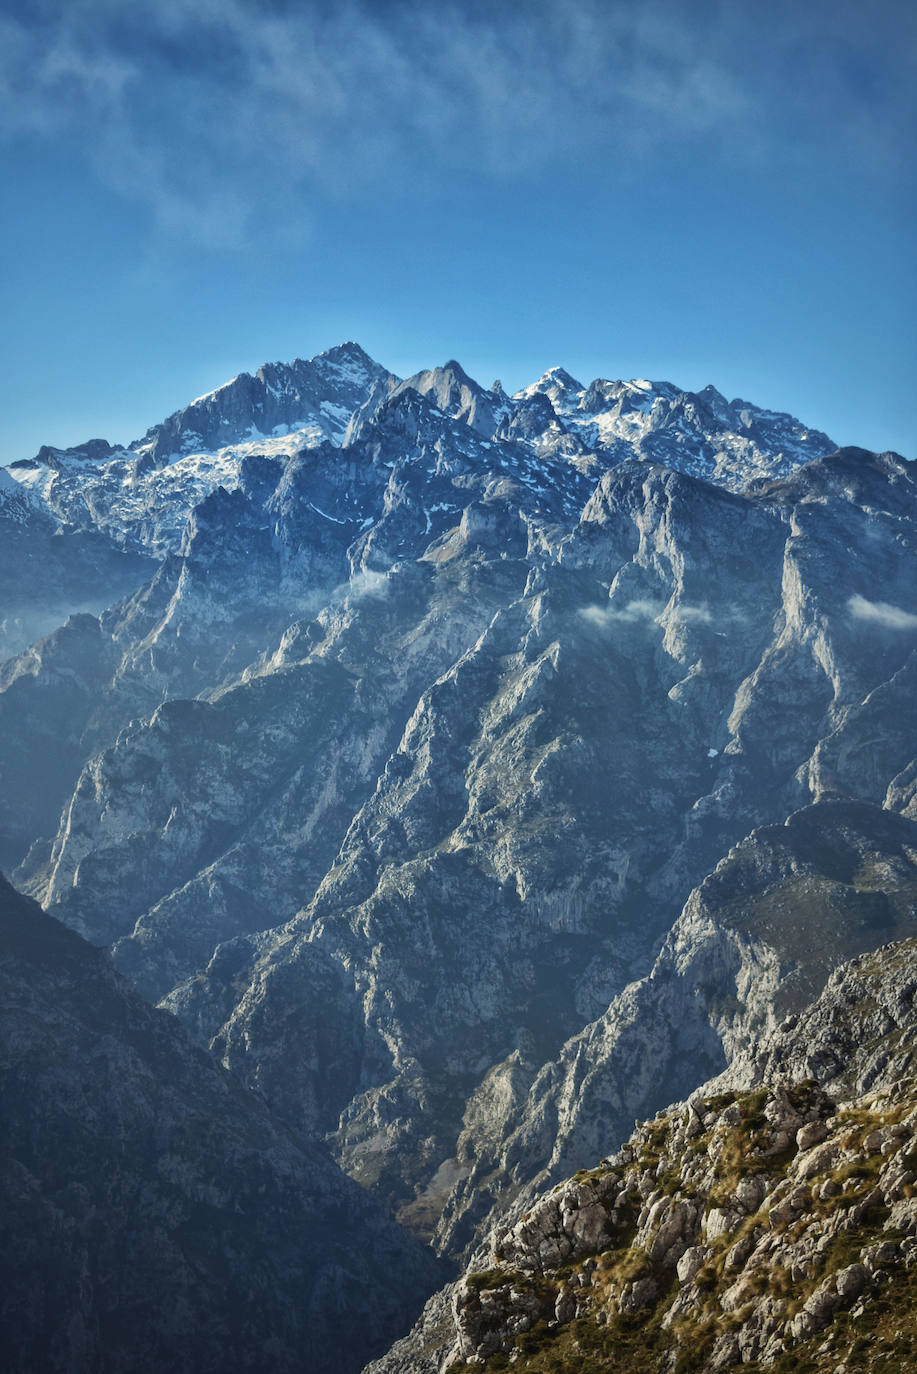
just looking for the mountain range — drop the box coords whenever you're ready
[1,343,914,1371]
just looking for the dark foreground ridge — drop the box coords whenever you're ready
[0,875,443,1374]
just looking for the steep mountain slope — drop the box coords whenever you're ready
[1,345,910,1279]
[447,1074,917,1373]
[369,938,917,1374]
[432,799,917,1256]
[11,435,908,1267]
[0,614,122,870]
[0,468,152,662]
[132,341,395,463]
[0,874,442,1374]
[5,343,395,555]
[173,450,912,1246]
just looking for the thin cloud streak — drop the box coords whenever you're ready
[848,595,917,631]
[578,598,719,632]
[579,599,664,630]
[1,0,912,246]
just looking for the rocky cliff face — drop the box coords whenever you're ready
[371,938,917,1373]
[131,341,395,465]
[1,346,913,1285]
[415,797,917,1258]
[163,448,913,1256]
[447,1074,917,1372]
[508,369,836,490]
[0,874,442,1374]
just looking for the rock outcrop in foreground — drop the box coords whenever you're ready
[375,940,917,1373]
[0,875,442,1374]
[451,1079,917,1372]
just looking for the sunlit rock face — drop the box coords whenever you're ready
[2,344,914,1274]
[368,937,917,1374]
[430,798,917,1257]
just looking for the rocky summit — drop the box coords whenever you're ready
[1,343,915,1369]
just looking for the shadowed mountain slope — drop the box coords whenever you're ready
[0,875,443,1374]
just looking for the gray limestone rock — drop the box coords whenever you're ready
[390,939,917,1371]
[2,347,914,1298]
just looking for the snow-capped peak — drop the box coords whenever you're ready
[513,366,585,404]
[2,342,841,568]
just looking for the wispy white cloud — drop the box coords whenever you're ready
[580,596,743,633]
[671,602,713,624]
[1,0,912,246]
[579,598,662,630]
[848,594,917,631]
[348,568,389,601]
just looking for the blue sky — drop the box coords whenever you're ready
[0,0,914,463]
